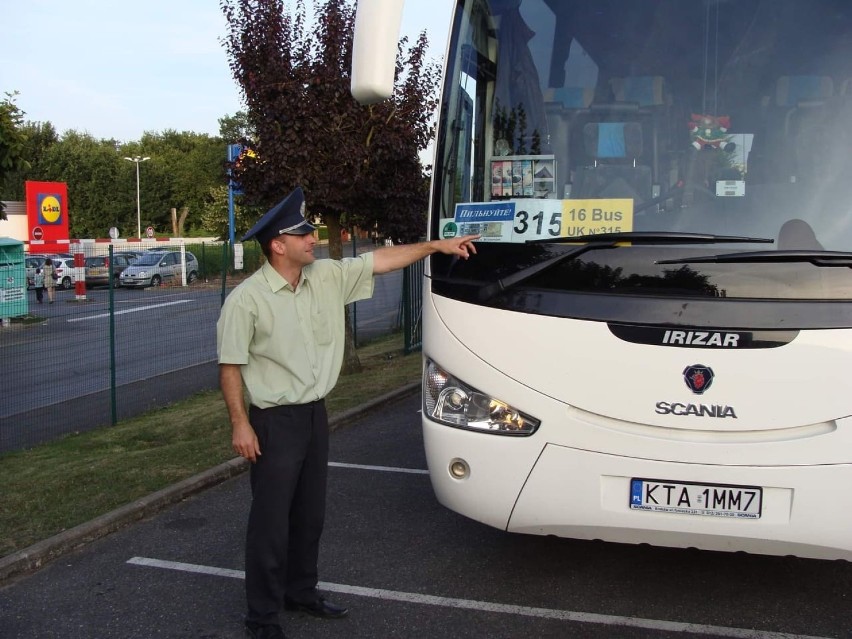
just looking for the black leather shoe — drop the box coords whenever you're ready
[284,595,349,619]
[244,622,286,638]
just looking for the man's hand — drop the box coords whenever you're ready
[432,234,479,260]
[232,421,261,463]
[220,364,261,463]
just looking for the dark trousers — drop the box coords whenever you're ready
[245,400,329,626]
[35,287,44,303]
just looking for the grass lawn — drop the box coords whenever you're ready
[0,333,422,558]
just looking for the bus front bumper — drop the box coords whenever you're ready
[424,420,852,561]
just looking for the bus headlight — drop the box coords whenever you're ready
[423,360,540,436]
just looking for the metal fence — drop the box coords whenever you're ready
[402,260,424,354]
[0,239,413,453]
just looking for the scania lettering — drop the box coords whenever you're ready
[655,402,737,419]
[352,0,852,560]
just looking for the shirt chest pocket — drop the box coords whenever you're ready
[311,309,333,345]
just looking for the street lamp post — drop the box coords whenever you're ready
[123,156,150,238]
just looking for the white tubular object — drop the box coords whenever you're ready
[351,0,404,104]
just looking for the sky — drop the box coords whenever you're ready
[1,0,454,143]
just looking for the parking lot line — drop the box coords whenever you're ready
[328,461,429,475]
[67,299,191,322]
[125,556,829,639]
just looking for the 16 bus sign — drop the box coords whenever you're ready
[559,198,633,237]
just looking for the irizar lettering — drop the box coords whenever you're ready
[662,330,740,347]
[655,401,738,418]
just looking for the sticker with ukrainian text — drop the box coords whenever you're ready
[451,202,515,242]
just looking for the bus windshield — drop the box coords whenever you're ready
[432,0,852,314]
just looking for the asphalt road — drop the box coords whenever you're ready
[1,272,402,419]
[0,256,403,451]
[2,393,850,639]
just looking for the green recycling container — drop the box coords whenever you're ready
[0,237,28,319]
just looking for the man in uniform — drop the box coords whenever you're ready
[216,186,478,639]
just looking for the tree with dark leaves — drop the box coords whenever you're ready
[221,0,439,252]
[221,0,439,371]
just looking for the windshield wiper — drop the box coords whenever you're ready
[437,234,777,303]
[527,231,774,245]
[472,241,618,301]
[658,250,852,268]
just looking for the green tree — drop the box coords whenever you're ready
[38,132,130,238]
[200,183,259,240]
[2,128,228,239]
[0,92,31,219]
[0,120,59,202]
[137,130,226,236]
[0,102,262,239]
[219,111,254,144]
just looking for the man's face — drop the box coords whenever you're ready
[275,232,317,266]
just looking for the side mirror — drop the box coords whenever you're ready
[351,0,404,104]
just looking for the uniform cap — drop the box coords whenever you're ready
[242,186,316,244]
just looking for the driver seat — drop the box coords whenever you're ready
[571,122,653,205]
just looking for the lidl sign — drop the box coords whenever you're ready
[37,193,63,224]
[26,181,70,251]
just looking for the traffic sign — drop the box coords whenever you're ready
[227,143,243,163]
[228,143,244,196]
[146,226,155,238]
[32,226,44,240]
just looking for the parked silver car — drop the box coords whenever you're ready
[84,252,141,288]
[119,250,199,288]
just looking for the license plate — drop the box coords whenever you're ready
[630,478,762,519]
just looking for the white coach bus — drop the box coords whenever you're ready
[352,0,852,560]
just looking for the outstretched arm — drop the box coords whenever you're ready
[372,235,479,275]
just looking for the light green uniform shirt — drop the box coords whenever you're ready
[216,254,374,407]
